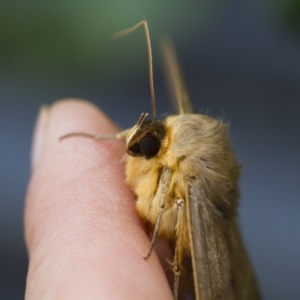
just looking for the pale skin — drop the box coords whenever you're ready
[25,99,174,300]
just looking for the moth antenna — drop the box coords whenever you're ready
[59,130,128,141]
[112,20,157,120]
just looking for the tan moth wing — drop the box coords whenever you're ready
[187,181,232,299]
[161,40,261,299]
[187,181,261,299]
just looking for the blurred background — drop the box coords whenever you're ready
[1,1,300,299]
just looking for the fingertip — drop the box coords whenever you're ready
[31,99,120,172]
[25,99,173,299]
[26,98,127,251]
[31,105,50,171]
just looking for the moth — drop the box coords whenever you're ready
[61,21,260,300]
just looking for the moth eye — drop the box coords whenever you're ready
[139,135,160,158]
[128,143,141,155]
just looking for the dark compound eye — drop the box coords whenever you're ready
[139,135,160,158]
[128,143,141,156]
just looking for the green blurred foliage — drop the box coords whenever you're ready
[0,1,216,83]
[1,0,299,86]
[281,0,300,31]
[258,0,300,31]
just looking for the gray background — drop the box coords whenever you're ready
[1,1,300,299]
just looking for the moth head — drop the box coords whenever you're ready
[125,113,166,159]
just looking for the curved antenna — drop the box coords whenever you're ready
[112,20,156,120]
[59,132,115,141]
[59,130,128,141]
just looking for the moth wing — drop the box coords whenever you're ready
[187,181,234,300]
[161,38,194,115]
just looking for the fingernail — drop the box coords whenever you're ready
[31,105,50,171]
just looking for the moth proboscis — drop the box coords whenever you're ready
[60,20,260,300]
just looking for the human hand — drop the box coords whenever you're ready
[24,100,173,299]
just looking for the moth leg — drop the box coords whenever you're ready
[59,129,129,141]
[172,198,185,300]
[144,167,171,259]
